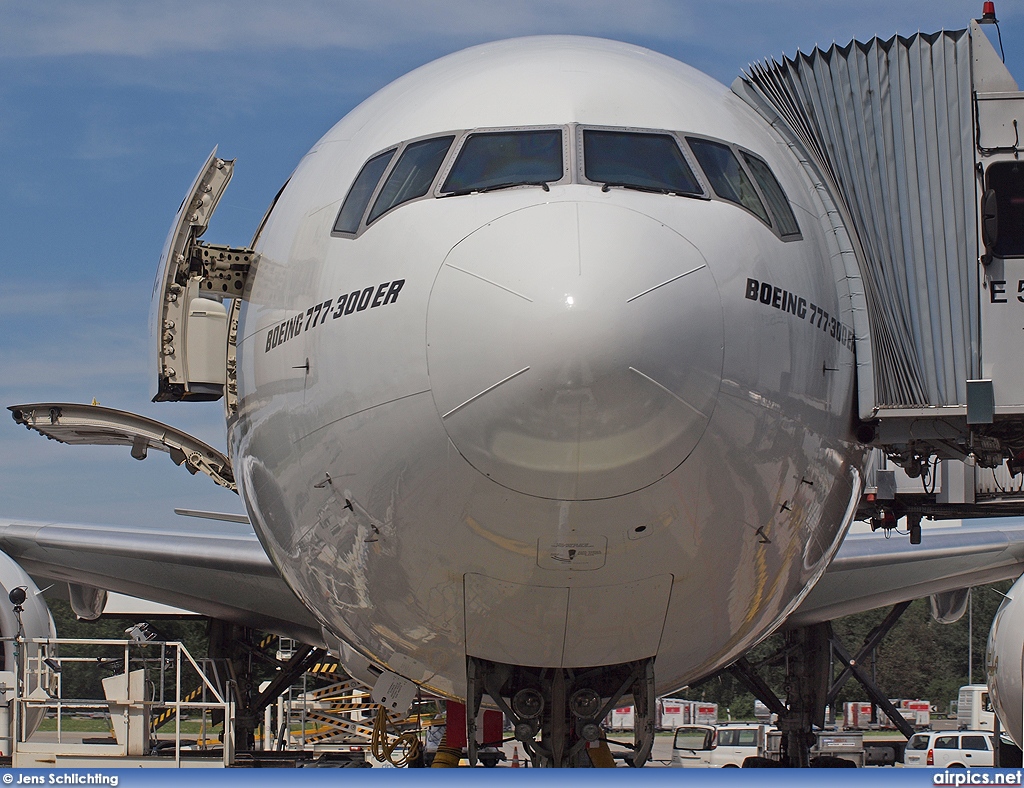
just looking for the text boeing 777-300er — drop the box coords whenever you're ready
[8,33,1024,768]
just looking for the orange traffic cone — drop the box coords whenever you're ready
[511,746,520,767]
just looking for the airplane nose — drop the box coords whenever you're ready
[427,200,723,500]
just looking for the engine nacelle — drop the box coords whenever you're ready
[0,550,57,752]
[988,574,1024,747]
[0,551,55,668]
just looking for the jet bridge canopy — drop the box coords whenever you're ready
[736,20,1024,482]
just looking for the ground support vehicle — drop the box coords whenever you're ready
[673,724,865,767]
[765,730,864,767]
[957,686,996,732]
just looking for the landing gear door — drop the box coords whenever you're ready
[150,147,236,402]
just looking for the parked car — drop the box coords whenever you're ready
[903,730,996,768]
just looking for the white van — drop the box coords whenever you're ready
[903,731,996,768]
[671,724,767,767]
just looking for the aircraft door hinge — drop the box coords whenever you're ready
[193,241,255,299]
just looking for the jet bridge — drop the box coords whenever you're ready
[736,17,1024,519]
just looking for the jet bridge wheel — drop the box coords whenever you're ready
[465,655,655,768]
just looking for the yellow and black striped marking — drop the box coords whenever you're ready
[308,661,341,675]
[151,685,204,731]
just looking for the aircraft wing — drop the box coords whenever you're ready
[788,521,1024,626]
[2,517,1023,647]
[0,518,324,645]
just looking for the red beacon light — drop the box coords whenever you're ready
[981,2,998,23]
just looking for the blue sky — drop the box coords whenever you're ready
[0,0,1020,529]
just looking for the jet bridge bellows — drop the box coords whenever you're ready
[736,21,1024,489]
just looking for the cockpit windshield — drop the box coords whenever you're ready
[334,125,801,240]
[334,148,395,234]
[582,130,702,196]
[440,130,563,195]
[687,138,770,225]
[368,135,454,223]
[742,152,800,237]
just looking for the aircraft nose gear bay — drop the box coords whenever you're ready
[426,200,723,501]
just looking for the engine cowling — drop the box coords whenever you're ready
[0,550,57,751]
[931,588,971,624]
[988,574,1024,747]
[0,551,55,668]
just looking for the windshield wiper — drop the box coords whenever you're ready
[600,181,674,195]
[441,180,551,198]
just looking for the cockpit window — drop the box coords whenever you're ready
[686,138,770,226]
[368,136,455,224]
[582,130,702,196]
[441,130,563,195]
[741,152,801,237]
[334,148,396,234]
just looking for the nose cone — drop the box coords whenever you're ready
[427,201,723,500]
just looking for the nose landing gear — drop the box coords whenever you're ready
[465,655,655,767]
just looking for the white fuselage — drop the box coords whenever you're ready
[231,37,866,699]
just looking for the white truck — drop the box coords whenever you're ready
[957,685,996,731]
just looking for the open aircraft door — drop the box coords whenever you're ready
[150,147,253,403]
[7,153,262,494]
[9,403,236,492]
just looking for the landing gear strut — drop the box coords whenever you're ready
[466,656,655,767]
[207,622,328,752]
